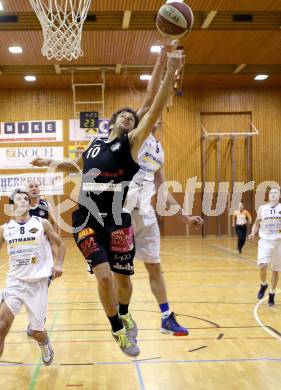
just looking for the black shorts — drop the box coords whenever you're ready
[72,209,135,275]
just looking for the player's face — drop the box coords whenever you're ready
[115,111,136,133]
[28,183,40,198]
[239,203,244,211]
[269,189,280,202]
[13,193,30,216]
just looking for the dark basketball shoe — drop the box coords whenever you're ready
[257,284,268,299]
[268,293,275,307]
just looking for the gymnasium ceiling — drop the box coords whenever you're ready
[0,0,280,89]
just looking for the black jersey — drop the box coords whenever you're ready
[29,199,49,219]
[78,134,139,216]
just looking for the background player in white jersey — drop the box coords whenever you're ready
[249,187,281,306]
[0,189,65,365]
[125,43,203,335]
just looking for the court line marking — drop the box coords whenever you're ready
[253,290,281,341]
[2,356,281,367]
[0,262,8,270]
[135,362,146,390]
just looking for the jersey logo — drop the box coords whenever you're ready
[29,227,39,233]
[31,256,38,264]
[111,142,121,152]
[156,144,160,153]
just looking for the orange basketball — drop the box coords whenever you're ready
[156,2,194,38]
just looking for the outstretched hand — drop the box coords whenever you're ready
[30,157,50,167]
[185,216,204,226]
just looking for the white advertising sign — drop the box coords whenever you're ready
[69,119,109,141]
[0,173,64,195]
[0,120,63,142]
[0,146,64,169]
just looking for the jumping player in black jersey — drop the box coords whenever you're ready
[31,50,183,357]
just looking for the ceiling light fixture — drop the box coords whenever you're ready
[9,46,23,54]
[0,1,4,11]
[150,45,161,53]
[24,75,37,82]
[254,74,268,81]
[140,74,152,81]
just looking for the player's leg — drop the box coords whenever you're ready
[240,225,247,253]
[25,278,54,365]
[0,280,23,357]
[73,211,139,356]
[268,242,281,306]
[257,239,270,299]
[133,209,188,336]
[0,299,14,357]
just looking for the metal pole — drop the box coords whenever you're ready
[216,136,221,236]
[231,136,236,236]
[201,134,207,237]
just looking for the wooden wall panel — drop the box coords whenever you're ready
[0,86,280,236]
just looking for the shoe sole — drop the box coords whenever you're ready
[160,328,188,336]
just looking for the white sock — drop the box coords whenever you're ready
[261,282,267,286]
[161,310,171,320]
[270,289,275,294]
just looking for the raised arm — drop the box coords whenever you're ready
[137,41,178,121]
[129,50,182,162]
[30,156,83,173]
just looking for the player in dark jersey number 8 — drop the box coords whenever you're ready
[31,49,183,357]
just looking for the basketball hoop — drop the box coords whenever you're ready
[29,0,92,61]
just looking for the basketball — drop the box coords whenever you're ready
[156,2,194,38]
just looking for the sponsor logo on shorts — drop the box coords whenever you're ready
[80,236,99,258]
[113,263,134,272]
[77,227,95,242]
[114,254,132,261]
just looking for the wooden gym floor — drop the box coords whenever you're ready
[0,237,281,390]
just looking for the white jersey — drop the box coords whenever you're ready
[258,203,281,241]
[126,135,164,213]
[3,217,53,281]
[234,211,247,225]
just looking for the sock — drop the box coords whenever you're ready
[261,282,267,286]
[159,302,171,319]
[118,303,129,316]
[108,313,124,333]
[270,289,275,294]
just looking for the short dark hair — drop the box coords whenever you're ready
[9,189,31,205]
[109,107,139,131]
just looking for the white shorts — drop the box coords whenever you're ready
[131,208,160,263]
[0,276,49,331]
[257,239,281,271]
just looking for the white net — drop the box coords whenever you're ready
[29,0,92,61]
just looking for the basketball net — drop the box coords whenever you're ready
[29,0,92,61]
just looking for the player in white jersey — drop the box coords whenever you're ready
[249,187,281,306]
[0,190,65,365]
[125,42,203,334]
[126,125,203,335]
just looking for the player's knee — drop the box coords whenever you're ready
[98,274,113,289]
[146,263,161,278]
[0,319,9,338]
